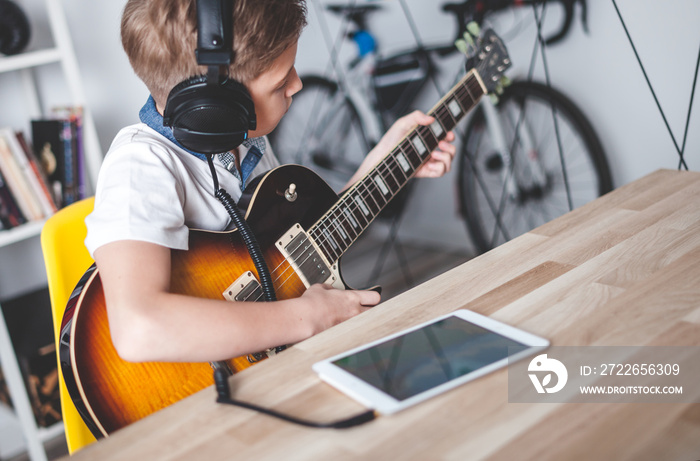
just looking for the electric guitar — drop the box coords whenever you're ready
[60,27,511,438]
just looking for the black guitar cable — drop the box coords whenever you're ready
[206,156,276,303]
[214,367,377,428]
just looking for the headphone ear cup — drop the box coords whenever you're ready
[163,75,257,154]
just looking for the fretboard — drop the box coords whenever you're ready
[308,69,487,263]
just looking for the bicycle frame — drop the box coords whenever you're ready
[340,53,385,144]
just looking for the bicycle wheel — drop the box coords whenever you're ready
[458,80,613,254]
[268,76,371,192]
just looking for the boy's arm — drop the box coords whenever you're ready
[344,110,457,189]
[94,239,379,363]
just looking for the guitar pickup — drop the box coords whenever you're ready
[223,271,263,302]
[276,224,343,289]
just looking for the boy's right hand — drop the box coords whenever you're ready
[299,284,380,335]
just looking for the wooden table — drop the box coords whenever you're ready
[66,169,700,460]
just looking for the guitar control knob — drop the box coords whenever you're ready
[285,183,298,202]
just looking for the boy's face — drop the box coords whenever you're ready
[246,41,302,138]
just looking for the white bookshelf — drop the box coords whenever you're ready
[0,219,46,247]
[0,0,102,460]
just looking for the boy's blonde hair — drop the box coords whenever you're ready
[121,0,307,106]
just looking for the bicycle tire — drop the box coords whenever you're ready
[458,80,613,254]
[268,75,371,192]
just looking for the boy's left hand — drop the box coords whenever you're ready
[374,110,457,178]
[345,110,457,189]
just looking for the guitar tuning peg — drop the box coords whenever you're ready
[455,38,468,55]
[495,84,504,95]
[500,76,512,88]
[467,21,481,38]
[489,93,500,105]
[462,31,475,47]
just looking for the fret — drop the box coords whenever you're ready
[373,175,390,196]
[378,159,400,192]
[468,80,483,107]
[387,152,408,181]
[418,125,438,152]
[337,223,353,243]
[331,216,350,243]
[321,227,340,258]
[434,105,454,133]
[353,193,372,218]
[359,179,384,214]
[329,216,349,249]
[356,187,380,219]
[333,207,357,240]
[344,200,368,233]
[400,140,422,169]
[430,119,444,137]
[367,180,388,208]
[439,98,458,127]
[447,98,463,118]
[342,205,360,230]
[410,133,428,159]
[314,232,334,262]
[462,78,479,109]
[395,149,413,175]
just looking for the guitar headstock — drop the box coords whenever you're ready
[456,23,512,97]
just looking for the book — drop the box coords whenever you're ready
[59,120,78,206]
[51,107,86,201]
[0,128,56,217]
[15,132,58,214]
[0,166,27,228]
[0,133,44,221]
[31,117,82,208]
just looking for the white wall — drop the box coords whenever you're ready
[1,0,698,254]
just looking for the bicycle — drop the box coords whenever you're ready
[269,0,612,254]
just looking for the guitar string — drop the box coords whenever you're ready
[240,78,482,298]
[281,81,475,270]
[240,79,483,302]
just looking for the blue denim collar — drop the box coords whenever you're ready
[138,95,207,161]
[138,96,264,186]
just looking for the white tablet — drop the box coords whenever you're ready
[312,309,549,415]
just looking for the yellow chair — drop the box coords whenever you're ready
[40,197,97,453]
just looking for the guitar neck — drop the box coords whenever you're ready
[308,69,487,263]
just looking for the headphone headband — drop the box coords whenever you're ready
[163,0,256,155]
[195,0,233,67]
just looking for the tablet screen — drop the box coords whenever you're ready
[331,315,528,401]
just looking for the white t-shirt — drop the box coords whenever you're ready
[84,123,279,257]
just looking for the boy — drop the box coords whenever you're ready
[85,0,456,364]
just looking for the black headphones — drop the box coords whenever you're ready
[163,0,256,155]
